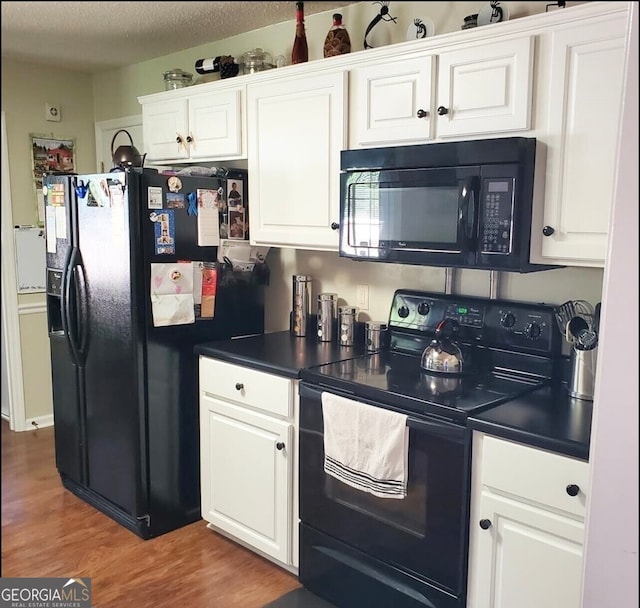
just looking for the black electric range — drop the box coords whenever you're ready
[300,289,562,424]
[298,289,563,608]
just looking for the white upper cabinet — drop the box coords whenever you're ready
[247,70,346,250]
[531,13,627,267]
[436,36,534,138]
[349,54,435,146]
[140,86,245,163]
[349,36,533,147]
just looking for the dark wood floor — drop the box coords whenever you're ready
[0,420,301,607]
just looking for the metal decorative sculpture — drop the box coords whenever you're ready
[363,1,397,49]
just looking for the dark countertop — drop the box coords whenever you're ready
[195,330,368,379]
[468,386,592,461]
[195,331,592,461]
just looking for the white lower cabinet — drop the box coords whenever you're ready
[199,356,298,570]
[467,433,589,608]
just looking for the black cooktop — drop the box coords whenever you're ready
[299,289,561,423]
[300,350,550,423]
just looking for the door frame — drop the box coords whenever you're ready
[95,114,142,173]
[1,110,27,431]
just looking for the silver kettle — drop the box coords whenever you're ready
[420,318,464,374]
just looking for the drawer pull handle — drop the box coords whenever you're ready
[235,382,244,391]
[566,484,580,497]
[479,519,492,530]
[276,442,285,451]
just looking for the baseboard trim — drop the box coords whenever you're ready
[24,414,54,430]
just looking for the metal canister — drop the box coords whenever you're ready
[317,293,338,342]
[338,306,358,347]
[365,321,388,352]
[291,275,312,337]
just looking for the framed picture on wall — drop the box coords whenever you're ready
[30,134,75,225]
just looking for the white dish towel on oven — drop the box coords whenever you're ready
[321,392,409,499]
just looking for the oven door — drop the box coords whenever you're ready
[339,167,480,267]
[299,382,471,607]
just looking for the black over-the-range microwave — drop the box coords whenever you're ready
[338,137,556,273]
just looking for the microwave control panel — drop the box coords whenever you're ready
[479,178,514,255]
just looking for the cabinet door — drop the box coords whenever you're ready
[468,492,584,608]
[188,89,244,160]
[535,17,626,266]
[436,37,533,138]
[247,71,346,250]
[200,395,293,564]
[350,54,434,147]
[141,98,189,161]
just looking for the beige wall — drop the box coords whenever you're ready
[2,1,594,423]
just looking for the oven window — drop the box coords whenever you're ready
[324,447,428,538]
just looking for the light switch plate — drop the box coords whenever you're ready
[46,103,61,122]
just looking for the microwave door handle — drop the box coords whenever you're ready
[461,178,478,242]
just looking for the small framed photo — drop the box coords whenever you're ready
[227,178,243,211]
[228,209,247,240]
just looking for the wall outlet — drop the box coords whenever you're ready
[356,284,369,311]
[45,103,61,122]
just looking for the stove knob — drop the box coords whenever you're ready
[500,312,516,329]
[524,322,542,340]
[398,305,410,318]
[417,302,431,316]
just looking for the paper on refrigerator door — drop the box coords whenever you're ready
[196,188,220,246]
[150,263,195,327]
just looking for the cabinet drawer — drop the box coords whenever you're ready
[199,357,293,417]
[481,435,589,518]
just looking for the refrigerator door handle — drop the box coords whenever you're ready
[64,247,81,365]
[75,257,89,363]
[60,247,72,341]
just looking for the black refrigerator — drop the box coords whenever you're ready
[43,168,264,539]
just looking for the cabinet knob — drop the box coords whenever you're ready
[542,225,555,237]
[479,519,492,530]
[437,106,449,116]
[175,135,183,144]
[186,135,193,143]
[566,484,580,497]
[235,382,244,391]
[416,109,428,119]
[276,442,285,451]
[330,222,340,231]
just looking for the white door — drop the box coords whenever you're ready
[1,111,26,430]
[95,114,144,173]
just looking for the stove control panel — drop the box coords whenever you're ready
[388,290,560,355]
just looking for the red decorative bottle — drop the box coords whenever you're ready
[292,2,309,64]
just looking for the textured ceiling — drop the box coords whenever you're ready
[1,1,356,73]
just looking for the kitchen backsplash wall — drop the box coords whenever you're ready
[263,248,604,332]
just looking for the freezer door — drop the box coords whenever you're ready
[44,174,87,485]
[74,172,147,518]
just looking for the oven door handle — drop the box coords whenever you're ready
[406,416,467,442]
